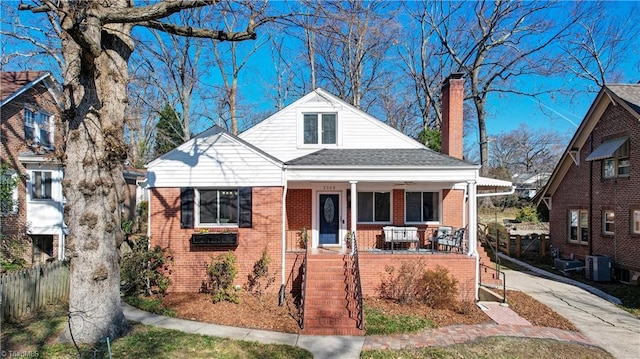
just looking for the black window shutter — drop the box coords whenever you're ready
[180,187,194,229]
[238,187,252,228]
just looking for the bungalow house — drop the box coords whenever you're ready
[537,83,640,285]
[1,71,66,265]
[146,74,511,335]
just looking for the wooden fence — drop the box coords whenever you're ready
[479,224,550,258]
[0,261,70,322]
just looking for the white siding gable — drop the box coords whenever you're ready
[240,89,423,162]
[147,128,283,188]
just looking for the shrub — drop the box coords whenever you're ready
[515,205,540,223]
[378,262,459,309]
[120,236,173,297]
[416,266,458,309]
[203,251,239,303]
[378,261,425,304]
[246,248,275,299]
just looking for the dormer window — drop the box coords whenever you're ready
[303,113,336,145]
[24,108,53,148]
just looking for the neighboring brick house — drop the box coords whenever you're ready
[1,71,66,265]
[538,84,640,284]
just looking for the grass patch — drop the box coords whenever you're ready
[2,303,311,359]
[364,306,434,335]
[360,336,613,359]
[124,295,177,317]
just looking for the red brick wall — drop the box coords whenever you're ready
[441,74,464,159]
[151,186,477,296]
[442,189,464,228]
[358,253,476,301]
[550,102,640,275]
[150,186,284,292]
[286,189,312,230]
[1,79,63,265]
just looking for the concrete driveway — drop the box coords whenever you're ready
[502,261,640,359]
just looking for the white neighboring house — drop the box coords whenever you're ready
[512,172,550,199]
[1,71,66,264]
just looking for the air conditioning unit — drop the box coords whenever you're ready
[585,255,611,282]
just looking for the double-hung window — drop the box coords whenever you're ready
[24,108,52,148]
[603,141,629,178]
[603,210,615,235]
[198,189,238,226]
[357,191,390,223]
[32,171,52,200]
[568,209,588,244]
[303,113,336,145]
[405,191,440,223]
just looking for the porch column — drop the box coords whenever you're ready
[350,180,358,238]
[467,181,477,256]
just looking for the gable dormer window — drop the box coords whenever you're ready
[303,113,336,145]
[24,108,53,149]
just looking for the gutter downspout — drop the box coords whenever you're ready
[467,180,479,301]
[279,167,288,305]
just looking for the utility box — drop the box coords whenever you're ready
[585,255,611,282]
[554,258,584,272]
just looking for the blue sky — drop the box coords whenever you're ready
[3,0,639,152]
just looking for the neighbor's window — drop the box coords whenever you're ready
[32,171,52,200]
[405,191,440,222]
[197,189,238,225]
[603,210,615,235]
[303,113,336,145]
[603,140,629,178]
[357,191,390,223]
[24,108,52,148]
[632,209,640,235]
[568,209,588,244]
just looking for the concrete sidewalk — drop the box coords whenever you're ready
[123,303,365,359]
[500,256,640,359]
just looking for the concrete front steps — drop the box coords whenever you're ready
[301,253,364,336]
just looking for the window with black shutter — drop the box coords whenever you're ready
[180,187,194,228]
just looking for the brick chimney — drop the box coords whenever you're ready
[441,73,464,159]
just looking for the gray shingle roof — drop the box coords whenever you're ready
[607,84,640,115]
[286,148,474,167]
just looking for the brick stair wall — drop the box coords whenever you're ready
[301,254,364,336]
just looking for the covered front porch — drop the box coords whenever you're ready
[281,179,479,255]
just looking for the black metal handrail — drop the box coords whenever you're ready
[349,231,364,330]
[479,262,507,304]
[298,244,308,329]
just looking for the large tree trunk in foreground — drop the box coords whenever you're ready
[62,20,132,343]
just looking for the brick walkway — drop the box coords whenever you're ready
[363,303,592,351]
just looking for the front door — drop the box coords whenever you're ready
[319,194,340,245]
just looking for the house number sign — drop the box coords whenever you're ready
[322,185,336,190]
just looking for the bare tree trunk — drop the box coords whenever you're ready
[62,22,131,343]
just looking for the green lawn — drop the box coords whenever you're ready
[1,303,311,359]
[364,306,434,335]
[361,336,613,359]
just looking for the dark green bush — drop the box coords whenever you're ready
[120,236,173,297]
[203,251,239,303]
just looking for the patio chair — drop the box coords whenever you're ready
[432,226,452,251]
[451,228,466,252]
